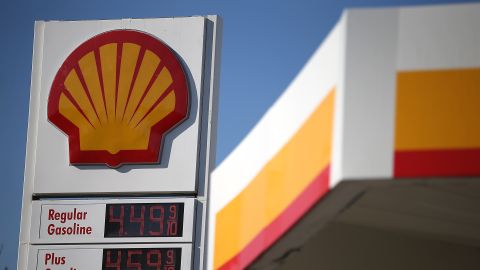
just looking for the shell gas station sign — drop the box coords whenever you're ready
[18,17,222,270]
[48,30,189,167]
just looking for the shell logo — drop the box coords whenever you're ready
[48,30,189,167]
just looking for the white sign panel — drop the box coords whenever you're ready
[30,198,195,244]
[27,17,209,195]
[39,204,104,240]
[19,15,222,270]
[29,244,192,270]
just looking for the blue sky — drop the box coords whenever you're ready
[0,0,474,268]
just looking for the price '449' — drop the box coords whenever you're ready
[104,203,184,238]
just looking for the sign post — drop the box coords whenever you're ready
[18,16,222,270]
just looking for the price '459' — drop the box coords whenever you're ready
[102,248,181,270]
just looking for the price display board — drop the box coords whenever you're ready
[104,203,184,238]
[30,198,195,244]
[102,248,181,270]
[28,244,192,270]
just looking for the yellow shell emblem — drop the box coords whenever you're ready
[48,30,189,167]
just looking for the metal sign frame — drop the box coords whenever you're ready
[18,15,222,270]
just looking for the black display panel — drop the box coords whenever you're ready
[104,203,184,238]
[102,248,181,270]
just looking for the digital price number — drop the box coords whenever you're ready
[102,248,181,270]
[104,203,184,238]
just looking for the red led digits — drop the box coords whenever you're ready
[167,205,178,236]
[169,205,177,219]
[127,250,142,270]
[149,205,165,236]
[166,250,175,265]
[146,250,162,270]
[167,221,177,236]
[104,203,184,238]
[108,206,125,236]
[130,205,145,236]
[102,248,181,270]
[104,250,121,270]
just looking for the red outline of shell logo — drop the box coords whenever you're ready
[48,30,189,167]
